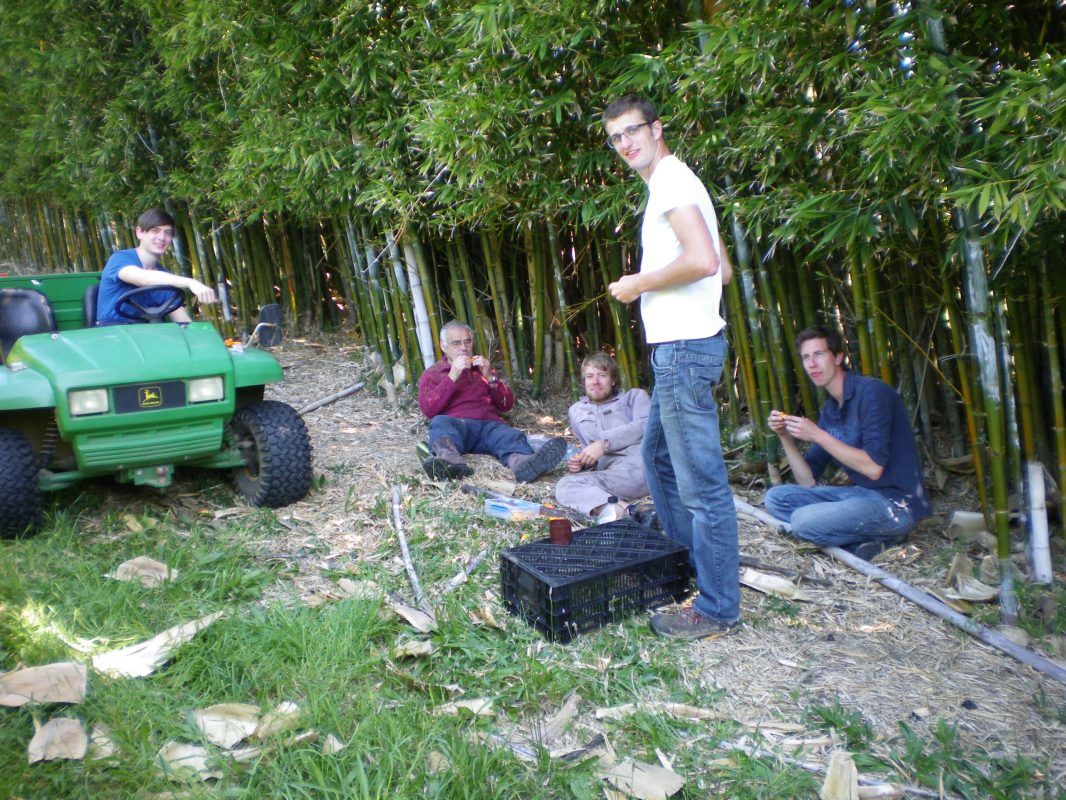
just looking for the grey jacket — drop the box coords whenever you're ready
[568,388,651,471]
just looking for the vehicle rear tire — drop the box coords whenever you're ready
[230,401,313,508]
[0,428,41,537]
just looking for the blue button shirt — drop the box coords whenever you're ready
[805,371,931,518]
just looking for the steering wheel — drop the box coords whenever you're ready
[114,285,185,323]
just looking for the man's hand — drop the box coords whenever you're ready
[471,355,492,372]
[570,439,607,471]
[769,410,820,442]
[187,279,218,305]
[608,274,643,304]
[448,355,472,382]
[768,409,789,437]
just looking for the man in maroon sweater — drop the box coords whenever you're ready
[418,320,567,482]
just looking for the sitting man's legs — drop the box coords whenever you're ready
[556,465,647,516]
[424,416,475,479]
[476,422,567,483]
[765,484,916,553]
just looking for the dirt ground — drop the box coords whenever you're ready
[260,336,1066,783]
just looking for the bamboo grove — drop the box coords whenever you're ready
[0,0,1064,562]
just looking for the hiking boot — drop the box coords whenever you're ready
[843,535,908,561]
[422,437,473,481]
[422,456,473,480]
[508,437,568,483]
[650,607,738,641]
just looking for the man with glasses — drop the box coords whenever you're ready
[603,95,739,641]
[417,319,567,482]
[765,326,931,559]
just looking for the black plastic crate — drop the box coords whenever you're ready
[500,519,693,642]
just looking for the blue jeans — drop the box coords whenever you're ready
[764,484,916,547]
[643,334,739,624]
[428,416,531,466]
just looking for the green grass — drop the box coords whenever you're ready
[1,491,1062,799]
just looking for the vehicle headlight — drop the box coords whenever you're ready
[69,388,109,416]
[189,376,225,403]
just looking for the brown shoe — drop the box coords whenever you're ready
[650,607,738,641]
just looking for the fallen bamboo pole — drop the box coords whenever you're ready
[298,381,366,416]
[440,548,490,595]
[390,485,428,611]
[733,496,1066,686]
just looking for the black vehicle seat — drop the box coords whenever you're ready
[83,283,99,327]
[0,288,58,363]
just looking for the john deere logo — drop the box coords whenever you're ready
[139,386,162,408]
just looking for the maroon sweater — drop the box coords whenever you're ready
[418,358,515,422]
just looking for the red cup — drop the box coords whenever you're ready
[548,517,572,545]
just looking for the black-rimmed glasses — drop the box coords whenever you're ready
[606,121,653,148]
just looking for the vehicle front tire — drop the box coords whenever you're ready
[229,401,313,508]
[0,427,41,537]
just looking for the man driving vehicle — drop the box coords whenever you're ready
[95,208,217,324]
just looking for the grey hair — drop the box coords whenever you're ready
[439,319,473,345]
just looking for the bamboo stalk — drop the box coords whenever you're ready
[1041,260,1066,541]
[546,220,579,396]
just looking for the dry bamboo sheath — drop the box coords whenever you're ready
[732,496,1066,686]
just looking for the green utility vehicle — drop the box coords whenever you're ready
[0,270,313,537]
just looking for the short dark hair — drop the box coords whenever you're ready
[136,208,175,230]
[795,326,845,356]
[581,352,621,392]
[602,95,659,125]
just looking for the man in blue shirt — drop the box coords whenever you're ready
[96,208,217,324]
[765,326,931,559]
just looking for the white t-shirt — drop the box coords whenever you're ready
[639,155,726,344]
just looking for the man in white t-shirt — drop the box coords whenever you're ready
[604,95,739,641]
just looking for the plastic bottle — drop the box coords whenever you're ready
[596,496,620,524]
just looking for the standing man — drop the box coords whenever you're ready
[418,320,567,482]
[765,326,931,558]
[604,95,739,641]
[95,208,217,324]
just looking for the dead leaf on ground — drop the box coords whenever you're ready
[394,640,434,658]
[857,785,904,798]
[212,507,245,520]
[820,751,858,800]
[106,555,178,587]
[336,578,383,601]
[385,598,437,632]
[322,734,346,754]
[87,723,117,760]
[123,514,145,533]
[529,691,580,745]
[156,741,223,782]
[470,605,505,630]
[598,758,685,800]
[190,702,261,748]
[945,511,996,550]
[926,587,974,614]
[595,702,729,723]
[28,717,88,763]
[251,701,302,740]
[0,661,87,707]
[435,698,494,717]
[427,750,450,773]
[740,568,814,602]
[92,611,225,678]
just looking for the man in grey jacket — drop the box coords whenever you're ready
[556,353,650,519]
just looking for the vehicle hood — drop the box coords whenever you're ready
[8,323,234,391]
